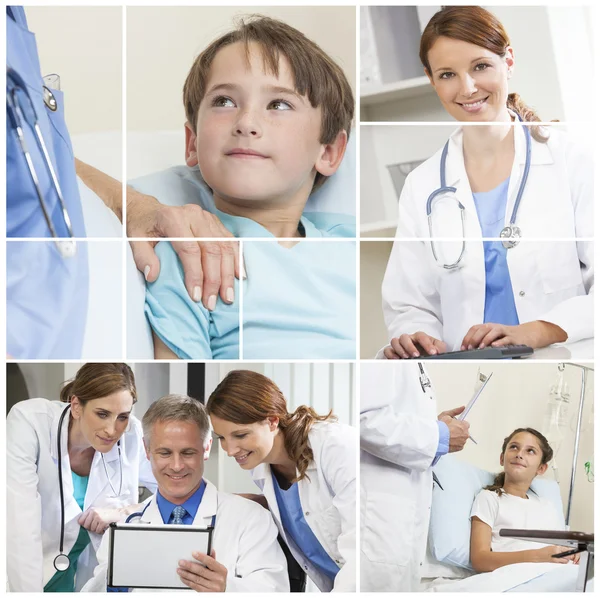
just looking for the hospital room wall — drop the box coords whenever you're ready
[125,6,356,132]
[429,362,594,531]
[25,7,122,135]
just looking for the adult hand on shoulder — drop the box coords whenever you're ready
[178,549,228,592]
[384,332,447,359]
[127,188,242,311]
[460,321,568,351]
[438,407,469,453]
[78,506,123,534]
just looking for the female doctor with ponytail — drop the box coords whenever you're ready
[206,370,356,592]
[382,6,593,358]
[6,363,155,592]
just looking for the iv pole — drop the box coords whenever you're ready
[558,362,594,526]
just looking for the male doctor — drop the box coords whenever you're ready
[360,362,470,592]
[82,395,289,592]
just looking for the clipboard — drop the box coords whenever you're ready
[108,522,214,590]
[459,372,493,421]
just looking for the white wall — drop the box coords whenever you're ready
[25,7,122,135]
[430,362,594,531]
[126,6,356,133]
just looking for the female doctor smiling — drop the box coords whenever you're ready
[206,370,356,592]
[382,6,593,359]
[6,363,155,592]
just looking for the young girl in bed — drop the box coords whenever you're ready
[470,428,580,572]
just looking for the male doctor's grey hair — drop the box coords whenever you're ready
[142,394,211,445]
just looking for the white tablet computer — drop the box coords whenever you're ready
[108,522,214,590]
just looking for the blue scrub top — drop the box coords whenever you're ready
[145,211,356,359]
[6,7,89,359]
[6,6,86,238]
[272,472,339,583]
[472,178,520,326]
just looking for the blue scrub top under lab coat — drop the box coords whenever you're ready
[271,472,339,583]
[6,7,88,359]
[472,178,520,326]
[145,211,356,359]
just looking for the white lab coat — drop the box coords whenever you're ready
[382,119,593,353]
[360,362,439,592]
[81,479,290,592]
[252,422,357,592]
[6,398,155,592]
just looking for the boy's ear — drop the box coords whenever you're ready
[537,462,548,476]
[185,122,199,167]
[315,130,348,178]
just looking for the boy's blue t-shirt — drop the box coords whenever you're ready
[145,210,356,359]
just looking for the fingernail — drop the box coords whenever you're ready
[461,345,465,351]
[479,343,484,349]
[413,352,420,358]
[468,345,473,350]
[178,560,185,566]
[429,349,437,355]
[143,265,150,281]
[193,286,202,302]
[208,295,217,311]
[226,287,234,303]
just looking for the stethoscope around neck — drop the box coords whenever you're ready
[6,67,76,259]
[54,405,124,572]
[426,115,532,270]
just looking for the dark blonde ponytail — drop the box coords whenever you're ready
[507,93,550,143]
[206,370,336,482]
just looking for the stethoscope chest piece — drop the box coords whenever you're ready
[43,86,58,111]
[500,224,521,249]
[53,553,70,572]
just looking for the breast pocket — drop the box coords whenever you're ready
[362,491,415,566]
[314,504,343,551]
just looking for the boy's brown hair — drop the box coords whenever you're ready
[183,15,355,189]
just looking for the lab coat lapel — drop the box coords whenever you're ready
[445,129,480,235]
[84,442,121,508]
[253,463,284,531]
[192,480,218,527]
[50,406,81,524]
[140,496,163,524]
[505,118,554,229]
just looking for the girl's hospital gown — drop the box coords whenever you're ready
[145,211,356,359]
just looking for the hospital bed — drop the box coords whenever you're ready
[422,455,593,592]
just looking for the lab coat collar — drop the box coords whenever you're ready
[447,114,554,171]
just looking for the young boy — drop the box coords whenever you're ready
[144,15,356,360]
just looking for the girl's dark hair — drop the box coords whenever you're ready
[60,363,137,407]
[485,427,553,496]
[419,6,550,142]
[206,370,336,482]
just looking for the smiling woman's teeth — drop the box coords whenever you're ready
[236,452,251,463]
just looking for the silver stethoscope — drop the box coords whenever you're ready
[418,363,432,393]
[6,67,76,259]
[427,116,532,269]
[54,405,124,572]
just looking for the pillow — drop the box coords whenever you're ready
[427,455,564,571]
[127,130,356,217]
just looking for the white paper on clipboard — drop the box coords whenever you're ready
[459,372,493,421]
[108,522,213,589]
